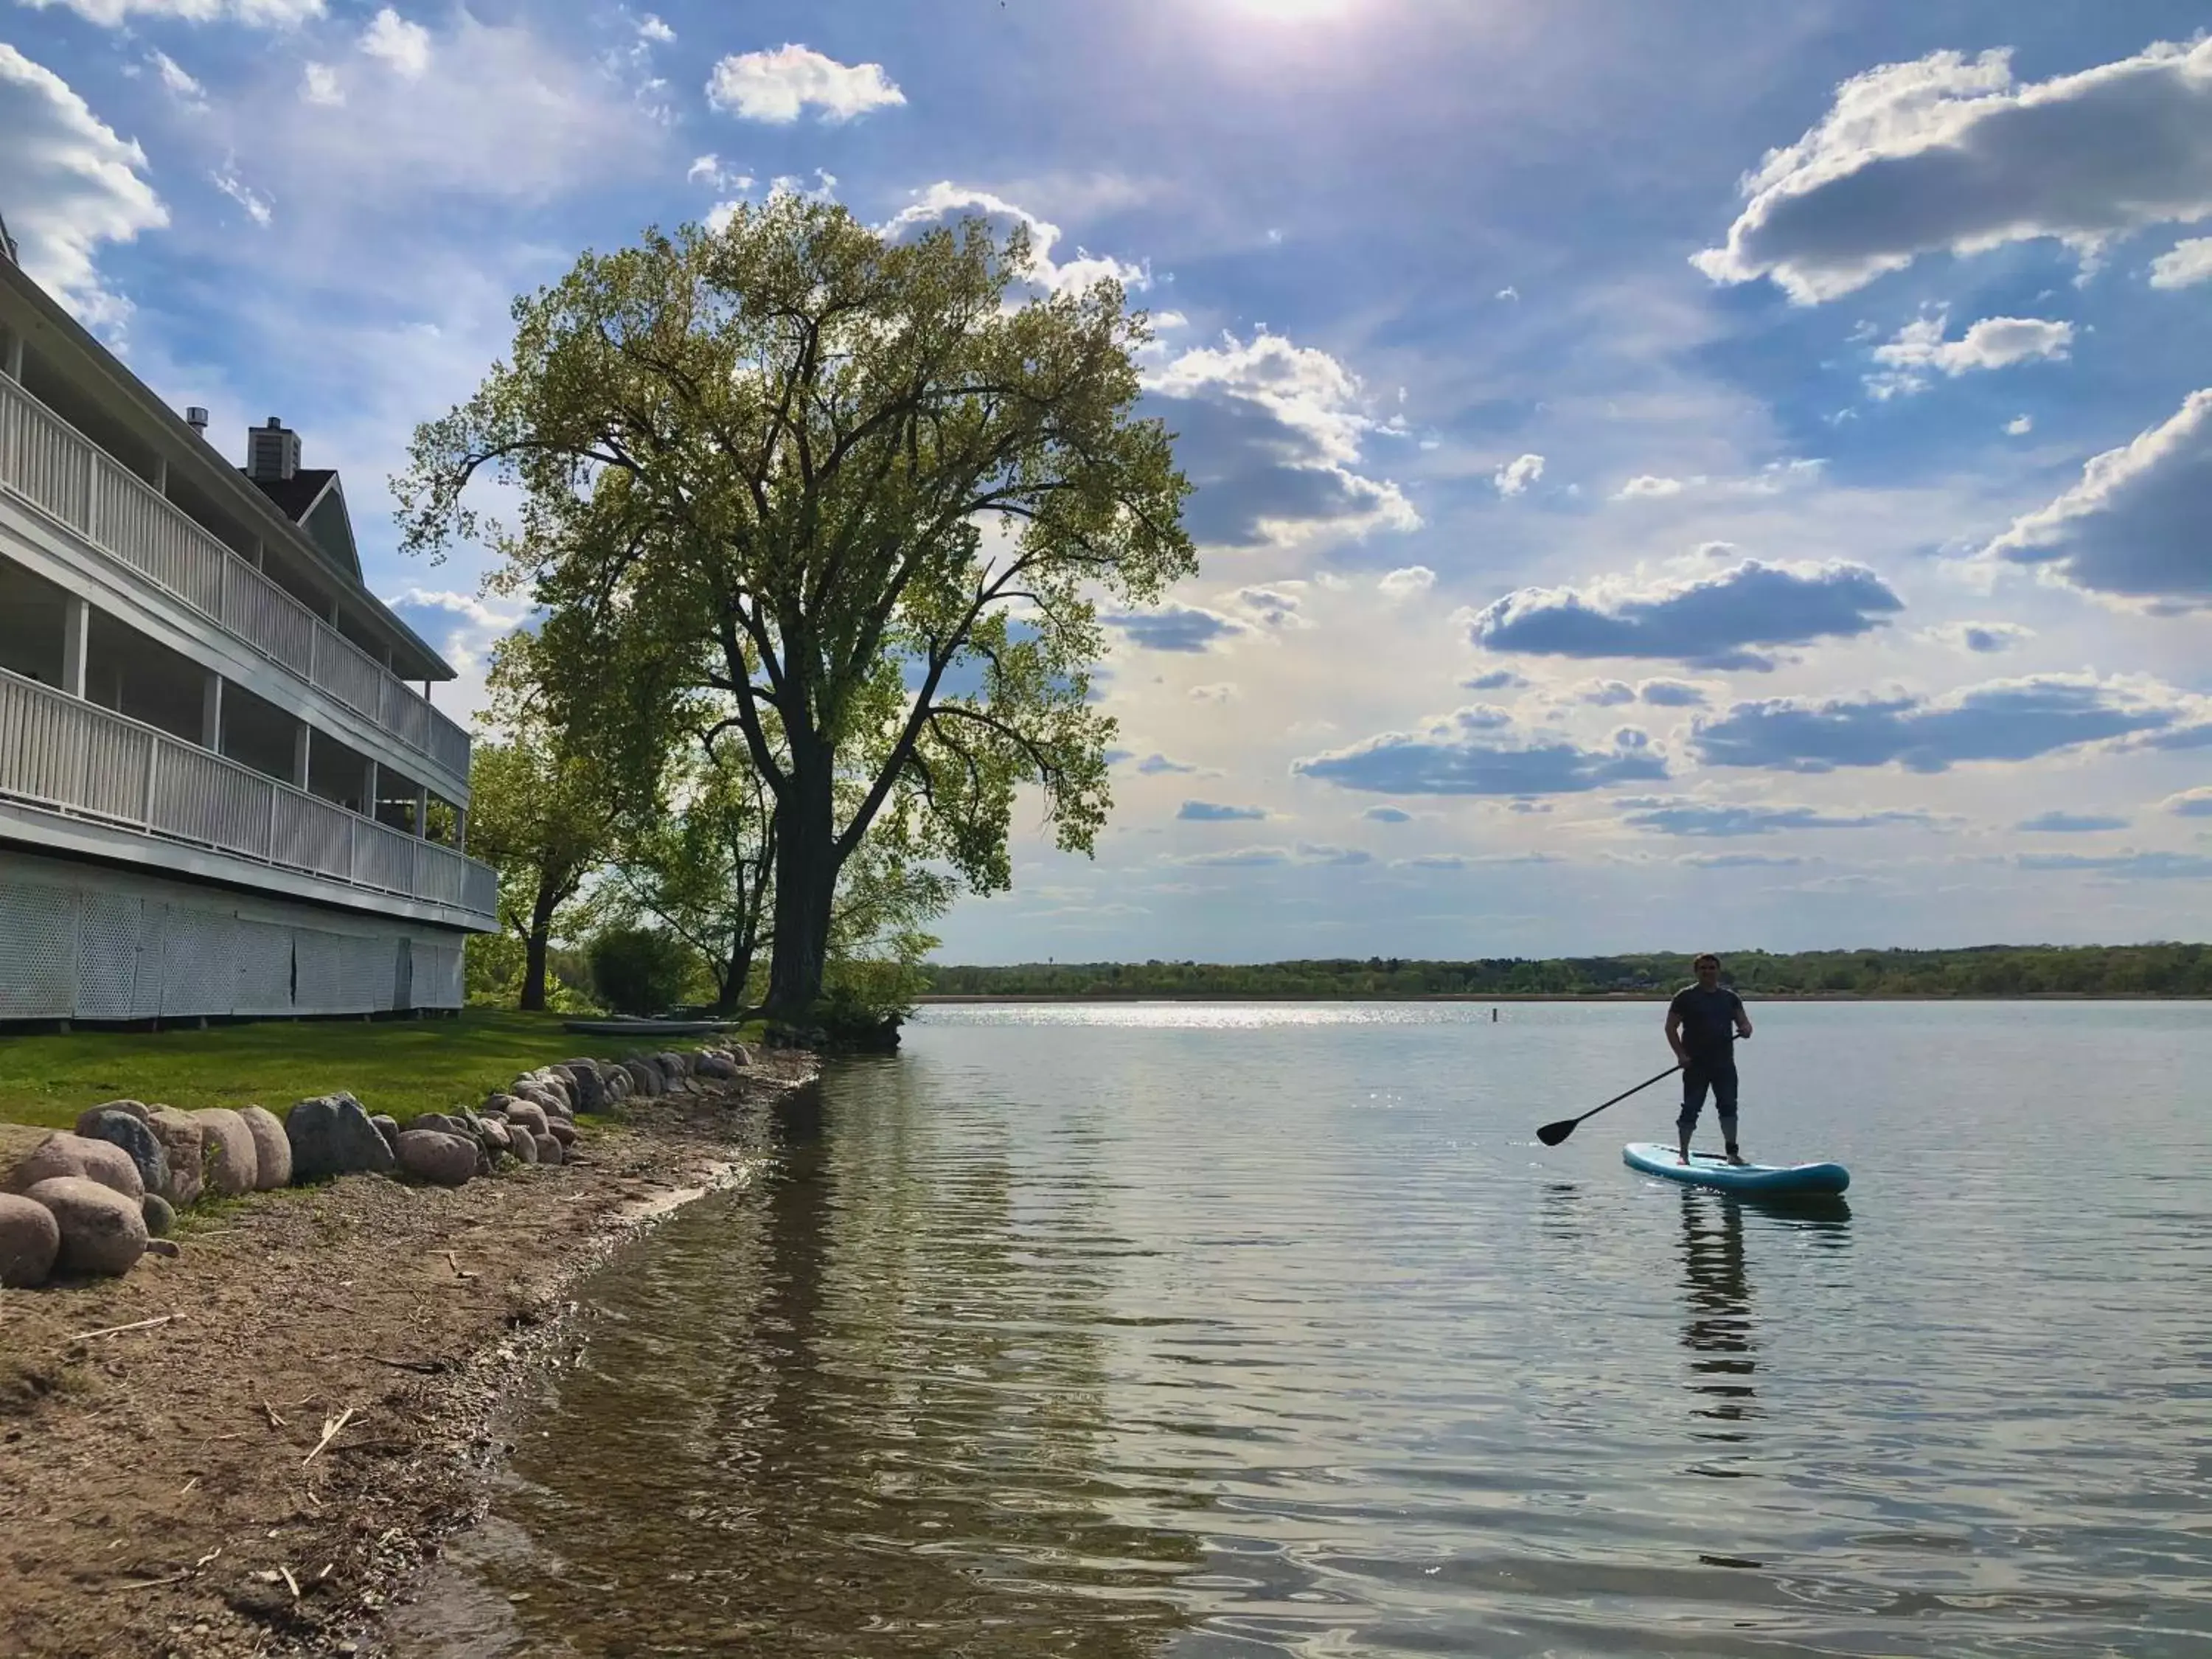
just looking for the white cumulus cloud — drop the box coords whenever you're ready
[882,183,1145,296]
[1378,566,1436,599]
[1493,452,1545,496]
[0,44,168,333]
[1983,388,2212,605]
[210,163,273,226]
[2006,414,2034,435]
[2150,236,2212,288]
[1868,313,2073,397]
[1696,41,2212,302]
[359,7,431,78]
[636,13,674,44]
[149,49,208,109]
[706,44,903,124]
[19,0,320,24]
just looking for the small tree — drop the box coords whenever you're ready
[586,925,697,1017]
[398,198,1194,1020]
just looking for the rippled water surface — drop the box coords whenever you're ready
[398,1002,2212,1656]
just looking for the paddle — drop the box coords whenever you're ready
[1537,1062,1682,1147]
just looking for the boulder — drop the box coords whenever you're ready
[474,1148,494,1179]
[693,1052,737,1082]
[508,1128,539,1165]
[141,1193,175,1238]
[70,1110,173,1197]
[620,1059,664,1099]
[286,1093,399,1180]
[27,1176,147,1276]
[394,1130,477,1189]
[546,1118,577,1147]
[522,1071,572,1110]
[6,1133,145,1203]
[560,1061,608,1113]
[533,1133,563,1166]
[0,1193,61,1288]
[74,1099,150,1130]
[238,1106,291,1191]
[655,1051,693,1082]
[370,1115,401,1154]
[514,1082,570,1119]
[504,1101,550,1138]
[477,1119,513,1154]
[192,1109,259,1199]
[407,1112,476,1141]
[481,1092,520,1116]
[143,1108,205,1208]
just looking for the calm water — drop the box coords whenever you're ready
[397,1003,2212,1657]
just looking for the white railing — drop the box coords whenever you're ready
[0,374,474,790]
[0,667,496,924]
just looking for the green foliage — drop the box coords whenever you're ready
[464,932,598,1012]
[921,944,2212,999]
[585,925,699,1017]
[397,196,1197,1012]
[0,1010,610,1131]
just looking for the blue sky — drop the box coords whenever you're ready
[7,0,2212,961]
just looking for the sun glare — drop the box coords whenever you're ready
[1225,0,1360,19]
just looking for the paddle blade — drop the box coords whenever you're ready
[1536,1119,1577,1147]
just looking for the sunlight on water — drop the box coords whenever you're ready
[394,1002,2212,1658]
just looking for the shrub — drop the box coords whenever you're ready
[585,926,695,1017]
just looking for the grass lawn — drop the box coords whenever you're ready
[0,1010,650,1131]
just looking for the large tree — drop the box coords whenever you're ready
[465,732,621,1012]
[397,198,1194,1017]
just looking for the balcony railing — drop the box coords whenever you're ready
[0,667,498,923]
[0,374,474,785]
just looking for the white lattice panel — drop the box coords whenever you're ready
[292,928,347,1015]
[234,919,294,1016]
[0,883,79,1018]
[160,906,238,1018]
[413,940,464,1009]
[129,902,166,1018]
[332,933,388,1014]
[74,891,145,1020]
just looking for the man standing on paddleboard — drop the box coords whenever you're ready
[1666,953,1753,1166]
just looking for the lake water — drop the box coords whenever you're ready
[396,1001,2212,1657]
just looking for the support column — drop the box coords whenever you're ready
[201,674,223,752]
[152,456,168,496]
[455,807,467,852]
[252,538,266,571]
[361,759,378,821]
[414,785,429,838]
[2,329,21,381]
[60,597,89,698]
[291,722,312,790]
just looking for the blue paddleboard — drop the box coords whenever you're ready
[1623,1141,1849,1196]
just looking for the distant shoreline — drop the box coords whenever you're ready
[914,992,2211,1004]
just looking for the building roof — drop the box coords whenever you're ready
[251,467,338,521]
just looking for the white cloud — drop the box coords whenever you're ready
[360,7,431,79]
[1867,313,2073,397]
[1983,389,2212,605]
[19,0,320,24]
[210,164,273,226]
[883,183,1146,296]
[636,13,674,44]
[149,49,207,110]
[1612,462,1823,501]
[1493,452,1545,496]
[706,44,903,124]
[299,60,343,104]
[2149,237,2212,289]
[2164,787,2212,818]
[1616,473,1686,498]
[1696,41,2212,302]
[1921,620,2034,654]
[2006,414,2034,436]
[1378,566,1436,599]
[0,44,168,333]
[1189,684,1238,704]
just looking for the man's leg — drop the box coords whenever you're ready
[1677,1066,1710,1164]
[1715,1062,1742,1163]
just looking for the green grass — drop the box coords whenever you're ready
[0,1010,625,1131]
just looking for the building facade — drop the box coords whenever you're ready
[0,230,498,1023]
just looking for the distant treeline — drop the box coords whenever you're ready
[922,944,2212,999]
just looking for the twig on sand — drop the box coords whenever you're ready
[279,1564,302,1600]
[179,1476,199,1496]
[444,1249,479,1281]
[260,1398,288,1430]
[302,1406,356,1464]
[69,1313,180,1343]
[117,1570,192,1590]
[366,1354,446,1374]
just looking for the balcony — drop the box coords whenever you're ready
[0,372,472,784]
[0,667,497,926]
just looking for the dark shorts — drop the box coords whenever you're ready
[1678,1057,1739,1137]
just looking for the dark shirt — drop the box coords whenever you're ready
[1669,984,1744,1065]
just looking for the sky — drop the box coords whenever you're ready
[7,0,2212,962]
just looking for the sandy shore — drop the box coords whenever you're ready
[0,1052,818,1659]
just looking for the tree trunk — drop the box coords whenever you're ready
[764,751,837,1021]
[518,880,560,1012]
[714,936,754,1017]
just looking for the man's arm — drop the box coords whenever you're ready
[1665,995,1688,1062]
[1733,992,1753,1039]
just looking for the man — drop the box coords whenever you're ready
[1665,953,1753,1165]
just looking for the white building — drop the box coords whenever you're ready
[0,218,497,1023]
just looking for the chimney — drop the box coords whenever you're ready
[246,416,299,482]
[185,406,209,437]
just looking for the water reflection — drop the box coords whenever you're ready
[1677,1192,1759,1446]
[422,1062,1198,1657]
